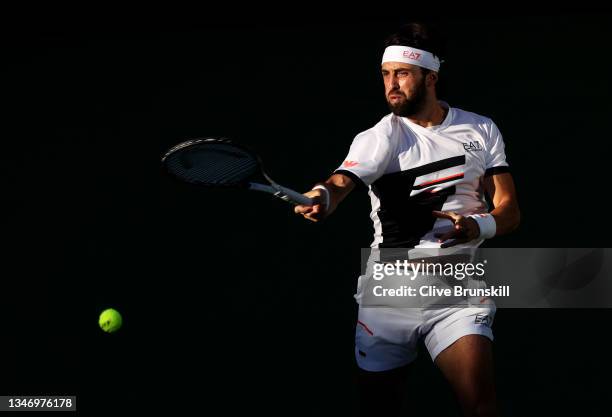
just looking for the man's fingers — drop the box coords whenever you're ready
[432,210,460,222]
[304,211,321,222]
[294,205,313,214]
[297,204,324,222]
[451,217,480,240]
[432,210,453,220]
[432,208,481,246]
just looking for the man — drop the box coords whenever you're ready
[295,22,520,417]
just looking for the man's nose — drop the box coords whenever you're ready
[388,74,399,90]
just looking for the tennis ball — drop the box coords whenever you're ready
[99,308,123,333]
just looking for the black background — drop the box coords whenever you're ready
[2,7,611,416]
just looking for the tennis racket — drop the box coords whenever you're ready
[161,138,314,206]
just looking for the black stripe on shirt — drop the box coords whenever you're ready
[485,166,511,177]
[404,155,465,178]
[334,169,367,189]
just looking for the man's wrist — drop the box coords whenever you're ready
[466,213,496,239]
[312,184,330,211]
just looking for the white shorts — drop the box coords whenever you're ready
[355,304,496,372]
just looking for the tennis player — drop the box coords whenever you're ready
[295,22,520,417]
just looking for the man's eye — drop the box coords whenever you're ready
[397,71,409,76]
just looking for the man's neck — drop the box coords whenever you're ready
[406,99,447,128]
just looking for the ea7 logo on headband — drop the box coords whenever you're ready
[402,51,422,60]
[463,141,483,152]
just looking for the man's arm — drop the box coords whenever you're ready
[483,172,521,235]
[294,173,356,222]
[433,172,520,247]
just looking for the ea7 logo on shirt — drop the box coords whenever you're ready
[463,141,483,152]
[343,160,359,167]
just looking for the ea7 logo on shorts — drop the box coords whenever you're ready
[475,313,491,326]
[463,141,483,152]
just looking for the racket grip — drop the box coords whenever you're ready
[274,185,314,206]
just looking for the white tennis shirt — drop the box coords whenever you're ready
[335,102,510,249]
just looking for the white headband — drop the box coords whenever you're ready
[381,45,441,72]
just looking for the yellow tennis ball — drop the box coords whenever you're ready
[99,308,123,333]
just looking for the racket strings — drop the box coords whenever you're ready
[165,144,259,185]
[189,156,255,183]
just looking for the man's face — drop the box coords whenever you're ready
[381,62,428,117]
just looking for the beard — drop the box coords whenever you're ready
[386,77,427,117]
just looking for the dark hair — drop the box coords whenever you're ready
[384,22,446,76]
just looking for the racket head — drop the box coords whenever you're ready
[161,138,263,187]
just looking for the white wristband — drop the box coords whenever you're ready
[312,185,330,211]
[467,213,497,239]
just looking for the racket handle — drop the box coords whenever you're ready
[273,185,314,206]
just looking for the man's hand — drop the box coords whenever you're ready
[294,189,327,222]
[294,173,355,223]
[432,210,480,248]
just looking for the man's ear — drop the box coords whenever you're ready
[427,71,439,87]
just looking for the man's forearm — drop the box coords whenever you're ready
[490,200,521,236]
[322,173,356,216]
[484,173,520,236]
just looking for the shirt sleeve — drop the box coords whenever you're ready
[484,120,510,177]
[333,130,398,188]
